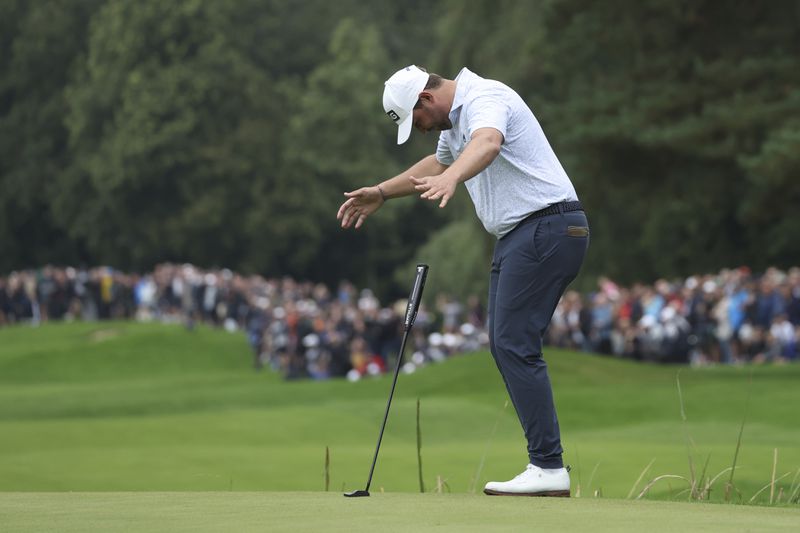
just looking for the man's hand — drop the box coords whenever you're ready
[337,186,384,229]
[409,173,458,208]
[410,128,501,209]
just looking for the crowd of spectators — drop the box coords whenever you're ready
[547,267,800,365]
[0,264,487,380]
[1,264,798,379]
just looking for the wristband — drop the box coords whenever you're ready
[377,184,387,202]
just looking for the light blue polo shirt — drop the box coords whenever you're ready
[435,68,578,238]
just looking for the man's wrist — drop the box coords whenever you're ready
[438,170,462,189]
[376,184,387,202]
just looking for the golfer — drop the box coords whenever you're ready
[337,65,589,497]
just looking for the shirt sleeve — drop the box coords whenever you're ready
[435,132,455,166]
[464,94,510,140]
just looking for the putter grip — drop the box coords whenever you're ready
[404,264,429,330]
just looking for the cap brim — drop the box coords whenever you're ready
[396,114,413,144]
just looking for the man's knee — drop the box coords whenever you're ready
[494,325,543,364]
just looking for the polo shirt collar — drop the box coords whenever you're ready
[449,67,474,122]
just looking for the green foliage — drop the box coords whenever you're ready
[0,0,104,270]
[269,18,395,280]
[432,0,546,87]
[59,1,279,268]
[527,0,800,281]
[290,19,393,183]
[401,218,492,305]
[273,16,450,291]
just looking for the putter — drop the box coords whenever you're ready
[344,264,429,498]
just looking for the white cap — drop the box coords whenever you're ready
[382,65,428,144]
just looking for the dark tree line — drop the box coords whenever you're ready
[2,0,798,300]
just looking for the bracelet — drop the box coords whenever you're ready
[377,184,387,202]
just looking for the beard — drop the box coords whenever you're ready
[435,115,453,131]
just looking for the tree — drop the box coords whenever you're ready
[531,0,800,281]
[0,0,105,271]
[273,18,448,292]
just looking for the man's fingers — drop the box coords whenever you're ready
[420,184,453,208]
[339,186,380,230]
[337,198,355,220]
[421,187,443,200]
[340,203,371,229]
[342,205,359,227]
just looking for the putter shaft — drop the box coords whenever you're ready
[344,264,428,498]
[362,329,410,493]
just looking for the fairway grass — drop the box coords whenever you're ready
[1,492,799,533]
[1,322,800,508]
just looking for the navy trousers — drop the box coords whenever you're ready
[488,208,589,468]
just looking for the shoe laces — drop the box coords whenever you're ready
[512,464,540,481]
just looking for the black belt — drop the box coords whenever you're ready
[523,201,584,222]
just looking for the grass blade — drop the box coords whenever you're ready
[470,400,508,493]
[324,446,330,492]
[790,477,800,504]
[788,468,800,504]
[770,448,778,505]
[706,466,734,490]
[587,462,601,495]
[416,398,425,493]
[676,371,696,497]
[748,472,792,504]
[627,458,656,499]
[697,453,712,500]
[676,370,687,422]
[636,475,690,500]
[726,370,752,502]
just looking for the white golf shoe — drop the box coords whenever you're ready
[484,464,570,497]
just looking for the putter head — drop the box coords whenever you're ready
[343,489,370,498]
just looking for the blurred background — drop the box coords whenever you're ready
[1,0,799,374]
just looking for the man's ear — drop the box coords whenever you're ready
[418,92,433,105]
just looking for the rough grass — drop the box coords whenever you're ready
[1,321,799,507]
